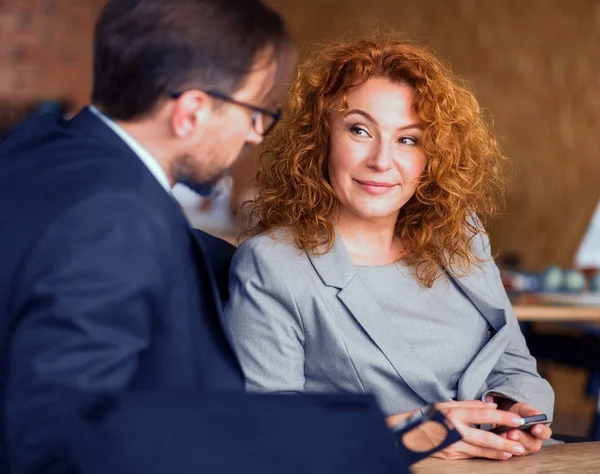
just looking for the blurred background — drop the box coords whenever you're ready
[1,0,599,438]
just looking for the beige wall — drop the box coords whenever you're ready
[267,0,600,271]
[2,0,598,270]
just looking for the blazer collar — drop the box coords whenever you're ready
[88,105,171,192]
[308,231,508,331]
[68,107,172,194]
[307,232,509,404]
[307,229,356,289]
[68,107,191,227]
[68,107,140,157]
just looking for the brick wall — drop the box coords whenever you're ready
[0,0,106,110]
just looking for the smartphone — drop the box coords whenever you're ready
[489,414,552,435]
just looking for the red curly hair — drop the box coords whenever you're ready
[242,33,508,287]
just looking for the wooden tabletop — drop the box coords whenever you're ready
[512,293,600,322]
[412,442,600,473]
[514,304,600,322]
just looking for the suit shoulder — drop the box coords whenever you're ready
[194,229,236,266]
[470,229,493,262]
[49,191,166,237]
[236,229,305,262]
[232,230,309,277]
[195,230,236,254]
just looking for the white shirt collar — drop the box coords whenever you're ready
[89,105,172,193]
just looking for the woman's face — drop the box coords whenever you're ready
[328,77,426,226]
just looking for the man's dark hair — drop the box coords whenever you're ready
[92,0,291,120]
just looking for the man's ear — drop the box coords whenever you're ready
[170,90,212,138]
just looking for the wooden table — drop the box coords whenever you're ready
[514,304,600,322]
[412,442,600,473]
[512,293,600,322]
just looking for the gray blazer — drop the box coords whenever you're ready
[224,229,554,418]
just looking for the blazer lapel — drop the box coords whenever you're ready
[450,264,509,401]
[190,230,226,314]
[450,263,506,334]
[307,234,452,405]
[455,323,509,400]
[190,227,244,368]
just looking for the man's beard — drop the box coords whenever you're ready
[175,144,244,198]
[177,169,232,198]
[178,177,220,197]
[174,153,229,197]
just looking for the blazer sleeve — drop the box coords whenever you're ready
[475,230,555,417]
[6,191,171,473]
[224,238,306,393]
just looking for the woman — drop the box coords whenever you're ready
[224,34,554,459]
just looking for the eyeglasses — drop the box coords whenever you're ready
[170,90,281,136]
[389,405,462,466]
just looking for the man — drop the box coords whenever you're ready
[0,1,406,473]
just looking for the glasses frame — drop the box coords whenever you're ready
[389,405,462,466]
[170,90,281,136]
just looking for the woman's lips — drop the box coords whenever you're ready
[355,179,398,195]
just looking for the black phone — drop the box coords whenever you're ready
[489,414,552,435]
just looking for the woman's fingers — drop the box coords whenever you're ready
[509,402,540,418]
[441,407,526,457]
[385,409,419,427]
[444,406,522,428]
[460,424,526,455]
[433,441,513,460]
[437,400,493,409]
[506,402,552,446]
[530,423,552,441]
[506,429,544,453]
[386,401,496,429]
[459,443,514,460]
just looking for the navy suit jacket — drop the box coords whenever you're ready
[0,108,405,474]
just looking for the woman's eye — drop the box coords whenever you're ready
[350,125,369,137]
[399,136,418,145]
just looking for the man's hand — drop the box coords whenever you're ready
[500,402,552,455]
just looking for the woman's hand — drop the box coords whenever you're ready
[430,403,528,460]
[385,400,493,427]
[499,402,552,455]
[386,400,528,461]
